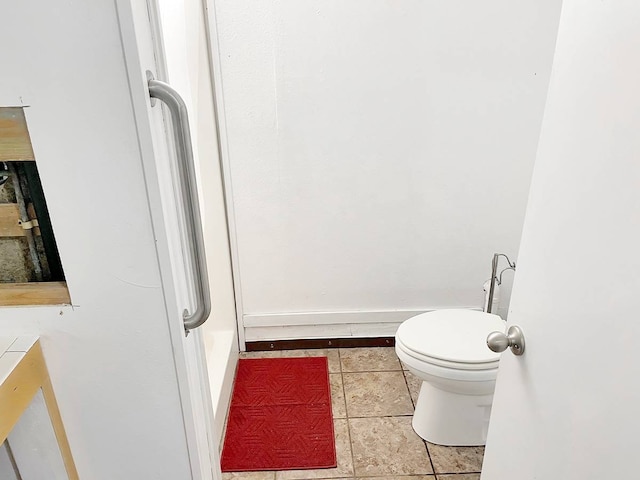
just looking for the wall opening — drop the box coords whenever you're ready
[0,107,69,306]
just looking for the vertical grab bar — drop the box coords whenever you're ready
[148,74,211,333]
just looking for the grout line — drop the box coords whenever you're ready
[433,475,482,479]
[402,368,417,409]
[310,476,440,479]
[347,414,414,419]
[339,347,358,478]
[407,368,437,477]
[424,440,438,478]
[341,368,405,374]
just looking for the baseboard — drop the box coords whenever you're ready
[246,336,395,351]
[242,307,478,342]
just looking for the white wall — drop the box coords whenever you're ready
[0,443,19,480]
[6,391,68,479]
[212,0,563,340]
[0,1,194,478]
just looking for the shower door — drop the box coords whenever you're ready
[116,1,225,479]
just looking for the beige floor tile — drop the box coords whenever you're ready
[400,361,410,371]
[404,370,422,405]
[330,374,347,418]
[222,472,275,480]
[339,347,402,372]
[239,351,282,359]
[343,371,413,417]
[359,477,435,479]
[349,417,433,477]
[427,443,484,474]
[279,349,341,373]
[436,475,481,480]
[239,349,340,373]
[276,419,353,479]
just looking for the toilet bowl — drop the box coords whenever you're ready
[395,309,505,446]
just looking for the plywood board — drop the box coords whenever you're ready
[0,204,23,237]
[0,203,41,237]
[0,108,35,162]
[0,282,70,306]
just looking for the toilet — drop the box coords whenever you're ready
[395,309,505,446]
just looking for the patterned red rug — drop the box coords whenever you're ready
[220,356,336,472]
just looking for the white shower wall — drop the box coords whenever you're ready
[212,0,563,341]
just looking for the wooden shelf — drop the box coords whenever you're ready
[0,337,78,479]
[0,282,70,307]
[0,108,35,162]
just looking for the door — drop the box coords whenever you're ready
[116,1,222,479]
[482,2,640,478]
[1,0,216,477]
[153,0,240,445]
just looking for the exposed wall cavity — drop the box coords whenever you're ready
[0,108,62,285]
[0,165,51,282]
[0,197,34,283]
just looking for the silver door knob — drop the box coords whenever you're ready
[487,325,525,356]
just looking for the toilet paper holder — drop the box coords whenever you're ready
[486,253,516,314]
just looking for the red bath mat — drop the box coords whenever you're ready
[220,356,336,472]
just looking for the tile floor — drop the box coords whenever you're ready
[223,347,484,480]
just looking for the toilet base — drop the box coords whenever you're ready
[412,381,493,446]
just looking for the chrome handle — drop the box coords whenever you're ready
[148,73,211,333]
[487,325,525,356]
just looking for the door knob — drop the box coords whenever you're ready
[487,325,525,356]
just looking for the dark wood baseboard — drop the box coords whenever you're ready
[245,337,395,352]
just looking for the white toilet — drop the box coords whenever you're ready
[395,309,505,446]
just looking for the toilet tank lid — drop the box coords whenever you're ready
[396,309,505,364]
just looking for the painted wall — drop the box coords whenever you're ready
[212,0,563,339]
[0,443,19,480]
[5,391,68,478]
[0,1,194,478]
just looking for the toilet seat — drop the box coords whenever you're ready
[396,309,504,370]
[396,340,498,384]
[396,339,499,371]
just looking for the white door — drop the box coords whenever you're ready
[116,1,222,479]
[482,2,640,478]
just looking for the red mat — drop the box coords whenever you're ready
[220,357,336,472]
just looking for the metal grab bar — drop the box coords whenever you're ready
[148,74,211,333]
